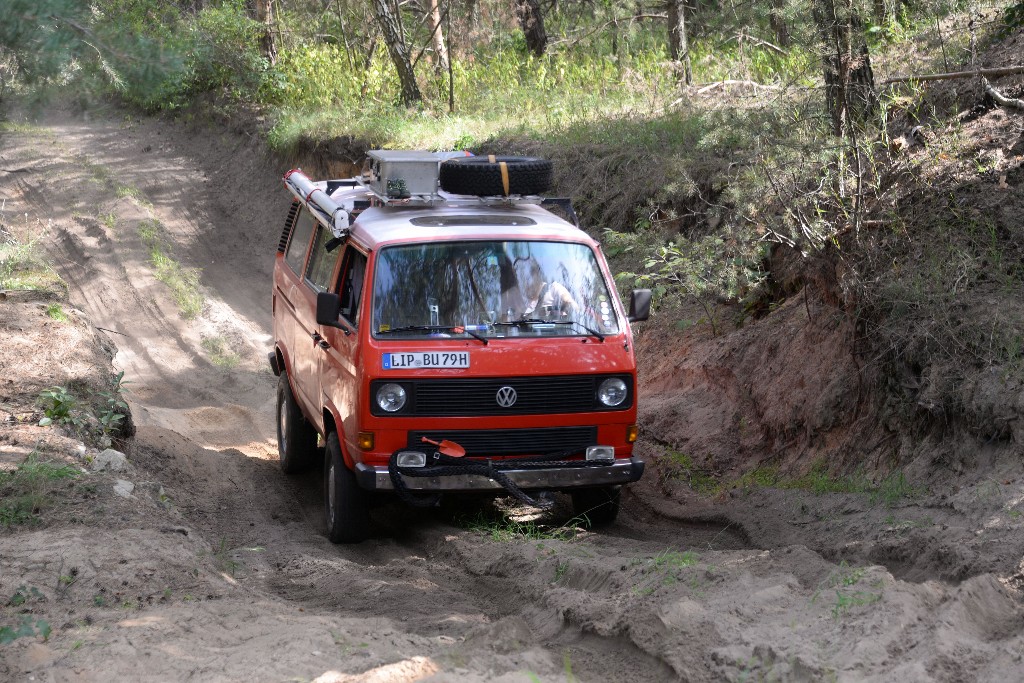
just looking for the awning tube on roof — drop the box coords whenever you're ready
[283,168,350,240]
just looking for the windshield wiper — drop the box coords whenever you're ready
[378,325,488,345]
[493,319,605,342]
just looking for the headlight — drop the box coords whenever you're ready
[597,377,628,407]
[376,383,407,412]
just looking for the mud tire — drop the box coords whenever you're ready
[324,431,370,543]
[439,156,553,196]
[277,371,319,474]
[571,486,621,527]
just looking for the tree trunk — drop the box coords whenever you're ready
[873,0,886,21]
[514,0,547,57]
[371,0,423,106]
[466,0,480,30]
[814,0,877,137]
[667,0,692,85]
[253,0,277,66]
[427,0,449,74]
[769,0,790,48]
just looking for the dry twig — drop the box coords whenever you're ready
[981,77,1024,111]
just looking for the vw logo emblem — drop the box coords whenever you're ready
[495,386,518,408]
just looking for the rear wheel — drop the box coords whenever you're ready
[571,486,621,527]
[324,431,370,543]
[276,371,318,474]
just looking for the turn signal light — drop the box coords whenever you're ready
[626,425,639,443]
[357,432,375,450]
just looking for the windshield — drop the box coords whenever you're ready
[372,240,620,339]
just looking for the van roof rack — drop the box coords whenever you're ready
[282,151,576,240]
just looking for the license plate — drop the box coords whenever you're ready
[383,352,470,369]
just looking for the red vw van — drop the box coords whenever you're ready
[270,152,649,543]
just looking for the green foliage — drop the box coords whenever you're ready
[0,616,51,645]
[1002,2,1024,31]
[45,303,68,321]
[0,0,183,107]
[94,371,130,437]
[7,585,45,607]
[613,229,767,336]
[37,386,82,428]
[266,46,678,152]
[187,1,270,99]
[273,44,388,109]
[35,372,130,442]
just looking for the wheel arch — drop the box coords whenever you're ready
[321,399,355,470]
[275,344,293,383]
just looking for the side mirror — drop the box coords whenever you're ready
[316,292,343,328]
[627,289,652,322]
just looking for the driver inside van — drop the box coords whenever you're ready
[514,257,577,320]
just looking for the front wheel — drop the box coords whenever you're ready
[324,432,370,543]
[571,486,621,527]
[277,371,319,474]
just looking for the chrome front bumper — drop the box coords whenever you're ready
[354,457,644,492]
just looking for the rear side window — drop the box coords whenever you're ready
[305,225,341,292]
[337,250,367,327]
[284,209,316,274]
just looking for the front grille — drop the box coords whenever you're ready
[371,374,632,416]
[408,427,596,457]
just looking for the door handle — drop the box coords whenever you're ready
[311,331,330,350]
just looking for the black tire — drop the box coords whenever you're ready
[571,486,621,527]
[276,371,319,474]
[439,156,553,196]
[324,432,370,543]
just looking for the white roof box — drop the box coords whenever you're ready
[365,150,446,198]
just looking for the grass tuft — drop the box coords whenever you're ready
[138,219,204,319]
[200,336,241,369]
[459,511,580,542]
[0,453,80,527]
[45,303,68,321]
[0,217,66,294]
[734,460,925,506]
[662,450,722,496]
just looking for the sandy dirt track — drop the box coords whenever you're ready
[2,112,1024,682]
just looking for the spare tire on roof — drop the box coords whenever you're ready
[440,155,553,196]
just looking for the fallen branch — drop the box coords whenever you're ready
[982,77,1024,111]
[1,168,29,174]
[694,79,780,94]
[881,65,1024,85]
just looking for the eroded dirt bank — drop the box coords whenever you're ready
[2,112,1024,682]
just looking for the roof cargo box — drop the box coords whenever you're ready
[365,150,441,198]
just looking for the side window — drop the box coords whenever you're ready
[337,249,368,327]
[284,209,315,275]
[305,225,342,292]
